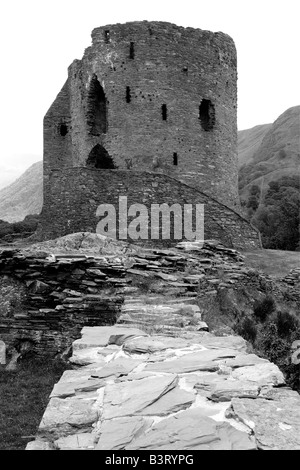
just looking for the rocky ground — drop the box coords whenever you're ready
[27,323,300,450]
[0,233,300,450]
[11,233,298,451]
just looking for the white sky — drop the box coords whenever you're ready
[0,0,299,185]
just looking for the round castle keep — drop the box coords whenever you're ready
[44,21,239,208]
[41,21,260,249]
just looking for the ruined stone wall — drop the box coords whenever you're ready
[44,21,239,209]
[0,250,124,357]
[38,168,260,250]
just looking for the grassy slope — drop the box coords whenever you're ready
[243,248,300,278]
[0,359,66,450]
[238,106,300,201]
[238,123,271,167]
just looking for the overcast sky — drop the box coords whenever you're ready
[0,0,299,187]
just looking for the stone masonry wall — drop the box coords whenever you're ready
[0,250,124,357]
[38,168,260,250]
[44,21,239,209]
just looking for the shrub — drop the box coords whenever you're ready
[235,316,257,342]
[253,295,276,322]
[275,310,299,338]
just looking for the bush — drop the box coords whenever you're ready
[253,295,276,322]
[275,310,299,338]
[235,316,257,342]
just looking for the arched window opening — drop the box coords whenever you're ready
[87,75,107,136]
[162,104,167,121]
[126,86,131,103]
[199,99,215,131]
[86,144,116,169]
[173,153,178,166]
[129,42,135,59]
[59,123,68,136]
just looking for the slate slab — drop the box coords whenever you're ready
[102,374,178,419]
[144,349,237,374]
[228,393,300,450]
[126,408,256,450]
[72,326,147,350]
[96,417,152,450]
[232,362,285,386]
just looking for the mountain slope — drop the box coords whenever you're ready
[238,106,300,200]
[238,123,272,167]
[0,161,43,223]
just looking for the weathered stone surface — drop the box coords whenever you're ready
[232,363,285,386]
[209,380,259,402]
[123,335,191,354]
[103,375,178,419]
[69,348,108,366]
[0,340,6,365]
[54,432,96,450]
[126,408,256,450]
[197,321,209,331]
[51,373,105,398]
[73,326,147,350]
[228,393,300,450]
[26,440,54,451]
[220,354,268,369]
[144,349,237,374]
[291,340,300,365]
[96,417,152,450]
[39,397,98,437]
[139,386,195,416]
[108,332,149,346]
[155,272,178,282]
[89,357,144,380]
[181,332,247,352]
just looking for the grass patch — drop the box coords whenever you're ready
[0,357,67,450]
[243,249,300,278]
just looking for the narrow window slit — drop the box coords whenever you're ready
[162,104,167,121]
[199,99,215,131]
[173,153,178,166]
[126,86,131,103]
[87,74,107,135]
[129,42,135,59]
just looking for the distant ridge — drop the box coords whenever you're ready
[238,106,300,200]
[0,161,43,222]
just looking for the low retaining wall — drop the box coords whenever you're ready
[38,169,260,250]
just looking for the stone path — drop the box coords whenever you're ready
[27,320,300,450]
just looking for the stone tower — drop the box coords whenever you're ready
[44,21,238,209]
[40,21,260,249]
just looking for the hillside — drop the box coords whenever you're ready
[238,123,271,167]
[0,162,43,223]
[238,106,300,201]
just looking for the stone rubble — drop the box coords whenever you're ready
[1,234,284,356]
